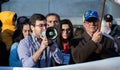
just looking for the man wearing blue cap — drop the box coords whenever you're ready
[71,10,118,63]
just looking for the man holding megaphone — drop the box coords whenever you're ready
[17,13,63,68]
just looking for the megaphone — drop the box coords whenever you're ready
[42,27,58,40]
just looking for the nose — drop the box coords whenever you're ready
[51,22,55,26]
[42,26,46,31]
[63,30,70,34]
[27,30,30,36]
[64,30,67,34]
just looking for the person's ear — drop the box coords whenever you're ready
[83,23,86,27]
[30,25,34,31]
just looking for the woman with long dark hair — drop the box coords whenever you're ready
[56,19,74,65]
[9,16,31,67]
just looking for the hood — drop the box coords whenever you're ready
[0,11,16,32]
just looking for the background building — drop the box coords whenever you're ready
[1,0,120,25]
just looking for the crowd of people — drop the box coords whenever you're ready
[0,9,120,68]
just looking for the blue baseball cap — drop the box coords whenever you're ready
[83,10,99,22]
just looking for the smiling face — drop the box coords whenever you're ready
[83,17,99,36]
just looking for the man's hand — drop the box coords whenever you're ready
[92,30,103,53]
[92,30,102,43]
[32,38,49,63]
[40,38,49,51]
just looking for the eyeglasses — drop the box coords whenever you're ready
[35,24,47,27]
[62,29,71,33]
[85,18,99,23]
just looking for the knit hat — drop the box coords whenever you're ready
[104,14,113,22]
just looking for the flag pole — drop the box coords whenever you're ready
[98,0,106,31]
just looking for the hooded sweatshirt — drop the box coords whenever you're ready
[0,11,16,50]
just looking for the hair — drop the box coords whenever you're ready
[74,27,84,37]
[13,13,17,22]
[46,13,60,21]
[12,29,23,43]
[0,20,2,33]
[30,13,46,26]
[16,16,29,30]
[0,20,2,27]
[56,19,73,50]
[12,16,30,43]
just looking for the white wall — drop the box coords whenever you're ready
[0,57,120,70]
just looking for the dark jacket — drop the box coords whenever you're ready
[71,32,118,63]
[0,40,9,66]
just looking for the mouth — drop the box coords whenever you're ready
[90,26,95,29]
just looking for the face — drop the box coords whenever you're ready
[106,21,112,28]
[46,15,59,27]
[31,20,46,38]
[22,24,31,37]
[61,24,70,39]
[83,18,99,35]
